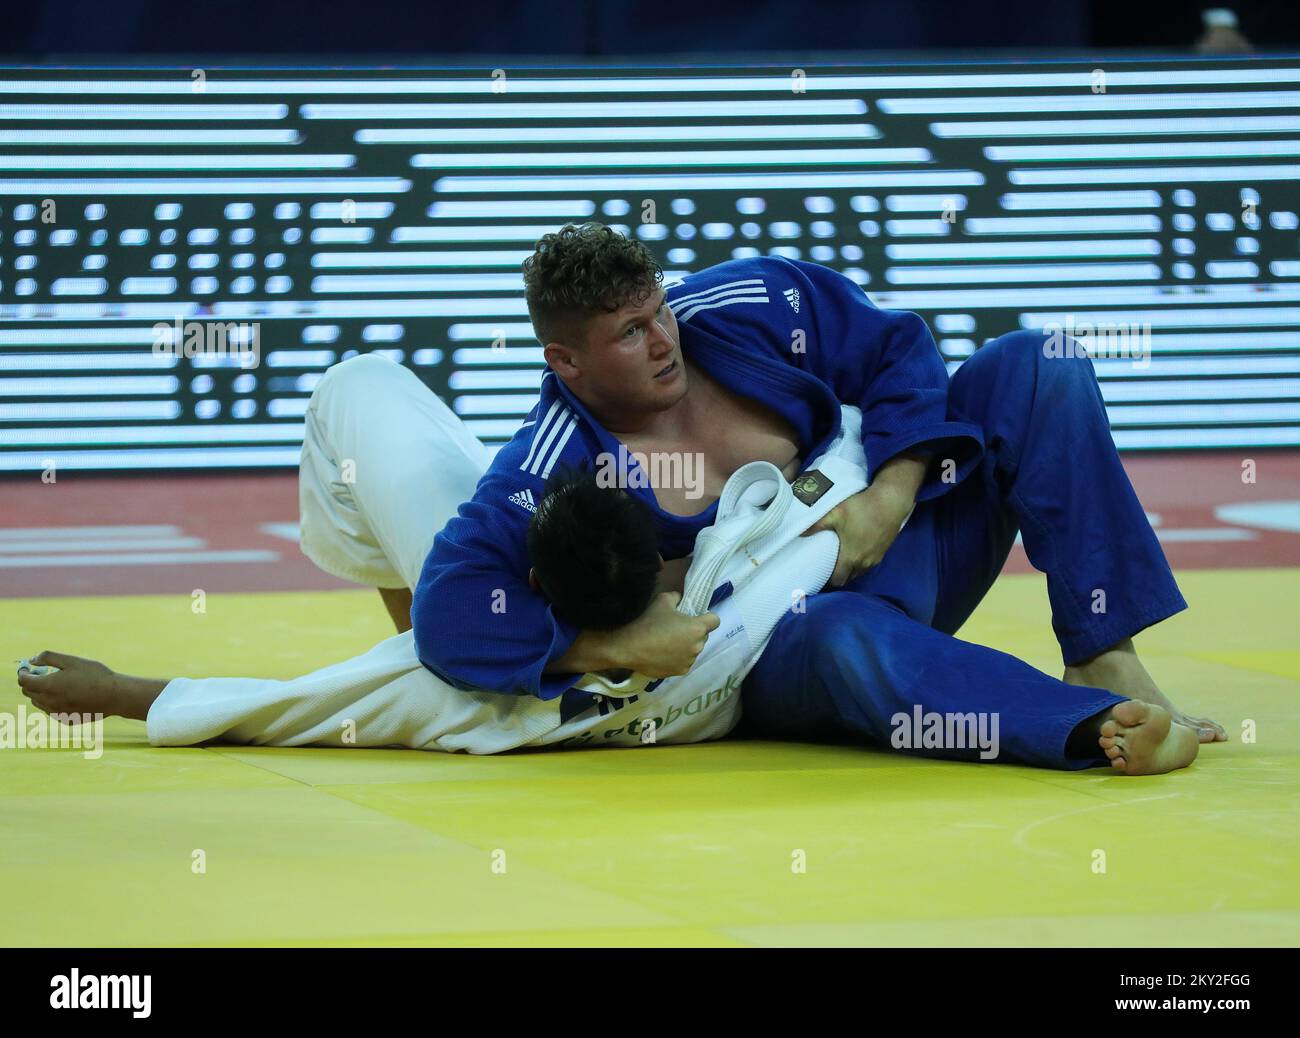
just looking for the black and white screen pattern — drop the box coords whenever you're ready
[2,59,1299,471]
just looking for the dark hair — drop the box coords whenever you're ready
[527,466,661,630]
[522,222,663,348]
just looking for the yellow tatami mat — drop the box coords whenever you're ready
[3,568,1298,947]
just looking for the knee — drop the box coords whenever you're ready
[312,352,410,410]
[974,329,1100,400]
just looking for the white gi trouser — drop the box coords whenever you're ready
[146,354,871,753]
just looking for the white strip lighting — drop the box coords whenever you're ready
[1140,333,1300,351]
[449,370,546,390]
[0,353,177,370]
[1101,378,1300,402]
[120,277,177,294]
[886,263,1159,285]
[452,347,546,365]
[989,141,1300,161]
[0,401,180,420]
[453,395,538,415]
[428,200,595,218]
[1096,357,1300,377]
[1206,261,1260,278]
[1273,261,1300,277]
[0,327,165,345]
[311,274,521,292]
[366,124,881,144]
[884,219,950,236]
[0,154,356,170]
[884,194,967,212]
[392,225,565,242]
[310,228,375,243]
[0,376,179,396]
[887,240,1161,259]
[1000,191,1161,209]
[0,177,409,194]
[411,147,928,168]
[874,287,1300,309]
[7,70,1300,94]
[303,100,867,118]
[309,202,394,219]
[965,216,1162,233]
[0,103,288,119]
[1022,306,1300,327]
[932,116,1300,138]
[1113,427,1300,448]
[449,325,537,341]
[266,351,336,367]
[435,171,985,192]
[0,449,300,469]
[1107,403,1300,424]
[878,91,1300,115]
[51,278,107,295]
[2,424,306,445]
[0,129,302,145]
[0,551,281,567]
[1011,165,1300,185]
[311,250,530,268]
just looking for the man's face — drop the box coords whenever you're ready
[546,287,686,424]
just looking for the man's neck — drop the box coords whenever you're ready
[586,357,708,441]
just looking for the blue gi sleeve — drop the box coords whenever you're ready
[786,259,984,500]
[410,456,582,701]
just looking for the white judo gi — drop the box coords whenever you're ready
[146,355,872,754]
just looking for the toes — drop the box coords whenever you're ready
[1111,755,1127,771]
[1104,745,1122,760]
[1099,719,1119,738]
[1098,735,1116,750]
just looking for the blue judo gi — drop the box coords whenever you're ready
[412,256,1187,770]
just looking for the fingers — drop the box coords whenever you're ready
[699,611,721,633]
[31,650,84,670]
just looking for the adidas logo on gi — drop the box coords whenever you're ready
[783,287,800,313]
[509,488,538,513]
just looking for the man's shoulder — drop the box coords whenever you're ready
[480,376,597,500]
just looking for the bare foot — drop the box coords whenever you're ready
[1065,637,1226,743]
[16,651,167,722]
[1097,700,1199,775]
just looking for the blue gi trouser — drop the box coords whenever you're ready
[739,330,1189,770]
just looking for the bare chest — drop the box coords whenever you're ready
[622,381,803,517]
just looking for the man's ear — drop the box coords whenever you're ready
[543,341,580,379]
[527,567,541,593]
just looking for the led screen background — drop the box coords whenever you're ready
[1,59,1299,472]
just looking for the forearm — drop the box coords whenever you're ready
[866,451,929,518]
[544,627,618,675]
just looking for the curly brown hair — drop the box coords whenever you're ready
[522,223,662,348]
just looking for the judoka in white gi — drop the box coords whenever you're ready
[17,359,868,755]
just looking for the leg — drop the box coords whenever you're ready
[299,354,490,618]
[20,637,443,750]
[933,331,1223,741]
[742,592,1197,774]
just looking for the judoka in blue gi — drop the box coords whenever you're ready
[18,223,1223,774]
[415,223,1221,774]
